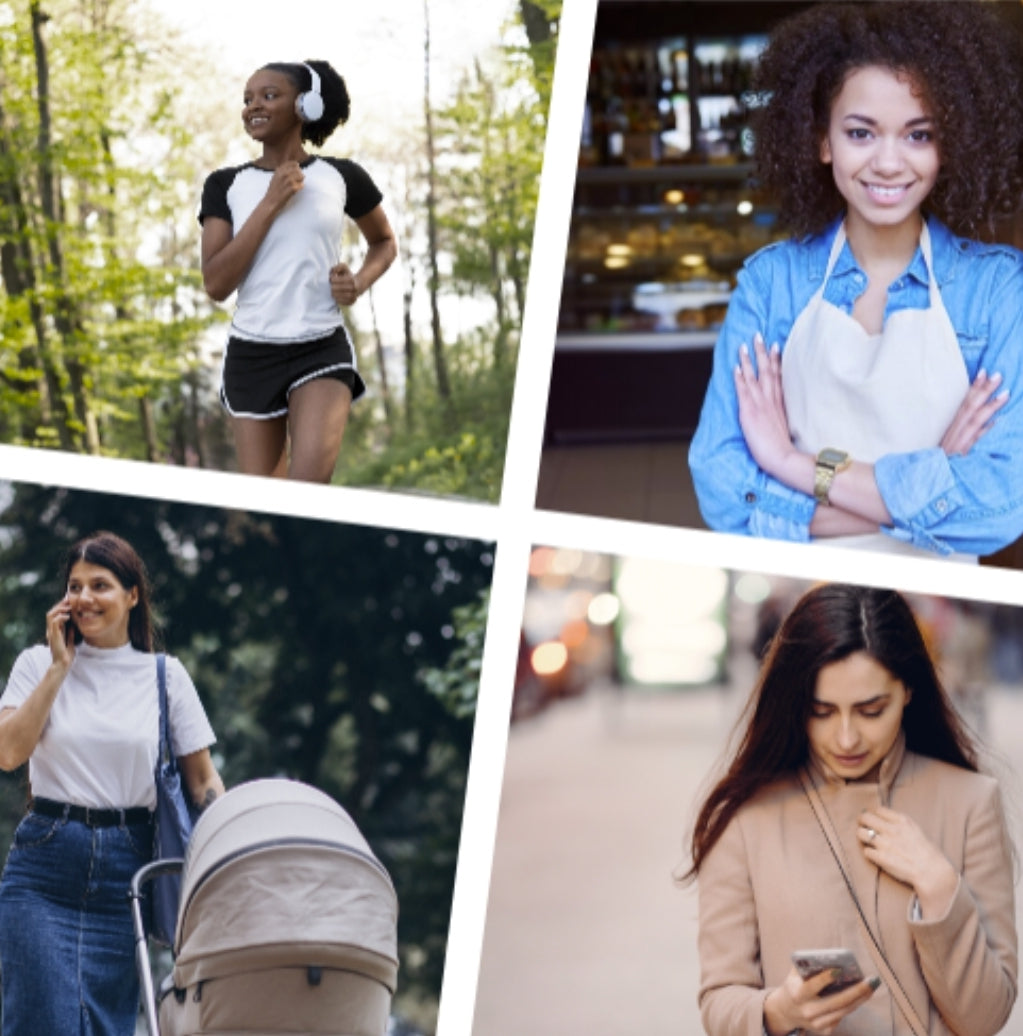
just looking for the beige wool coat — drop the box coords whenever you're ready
[697,735,1017,1035]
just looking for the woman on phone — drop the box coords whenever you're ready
[0,532,224,1036]
[200,59,396,482]
[688,2,1023,559]
[683,584,1016,1035]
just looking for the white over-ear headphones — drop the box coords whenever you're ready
[295,63,324,123]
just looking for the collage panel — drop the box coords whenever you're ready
[0,477,494,1035]
[9,0,1023,1033]
[474,547,1023,1034]
[0,0,578,1031]
[537,0,1023,571]
[0,0,560,500]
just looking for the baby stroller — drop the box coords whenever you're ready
[130,778,399,1036]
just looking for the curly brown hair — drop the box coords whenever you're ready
[752,1,1023,238]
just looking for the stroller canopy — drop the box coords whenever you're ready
[171,778,399,993]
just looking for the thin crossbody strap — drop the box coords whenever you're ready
[799,769,929,1036]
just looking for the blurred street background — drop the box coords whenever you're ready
[473,550,1023,1034]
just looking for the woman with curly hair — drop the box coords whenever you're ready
[689,2,1023,559]
[686,583,1016,1035]
[200,60,396,482]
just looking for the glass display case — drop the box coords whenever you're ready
[548,165,780,445]
[545,2,808,444]
[559,163,777,342]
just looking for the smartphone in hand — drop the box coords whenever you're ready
[61,600,79,647]
[792,948,864,996]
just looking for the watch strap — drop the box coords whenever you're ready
[813,461,836,506]
[813,450,850,506]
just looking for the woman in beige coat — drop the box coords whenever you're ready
[684,584,1017,1035]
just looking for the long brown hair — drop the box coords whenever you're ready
[681,584,978,882]
[64,532,156,652]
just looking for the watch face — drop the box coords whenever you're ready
[818,448,848,466]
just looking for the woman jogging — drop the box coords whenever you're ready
[200,59,396,482]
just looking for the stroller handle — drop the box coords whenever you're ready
[130,857,185,901]
[130,858,184,1036]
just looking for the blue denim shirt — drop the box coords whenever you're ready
[688,215,1023,556]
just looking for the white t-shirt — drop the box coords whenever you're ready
[198,156,384,344]
[0,642,216,810]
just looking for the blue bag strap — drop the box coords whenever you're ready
[156,652,174,771]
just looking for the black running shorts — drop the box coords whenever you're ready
[219,327,367,419]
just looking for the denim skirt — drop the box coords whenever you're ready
[0,811,152,1035]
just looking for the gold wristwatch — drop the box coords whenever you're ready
[814,448,851,506]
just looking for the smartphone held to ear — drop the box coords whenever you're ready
[792,948,864,995]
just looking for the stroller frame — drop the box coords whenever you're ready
[130,857,184,1036]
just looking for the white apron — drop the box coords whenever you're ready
[781,221,973,559]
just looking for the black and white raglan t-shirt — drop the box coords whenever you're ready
[198,156,383,343]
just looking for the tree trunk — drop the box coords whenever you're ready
[0,99,54,441]
[138,397,159,463]
[31,1,94,452]
[423,0,452,408]
[468,60,506,370]
[400,174,417,429]
[520,0,554,45]
[504,121,527,330]
[365,288,395,431]
[403,284,416,429]
[488,242,508,369]
[185,368,207,468]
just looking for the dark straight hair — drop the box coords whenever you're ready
[64,532,155,652]
[682,583,978,881]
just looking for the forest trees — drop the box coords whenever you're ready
[0,0,563,498]
[0,0,222,462]
[337,0,561,500]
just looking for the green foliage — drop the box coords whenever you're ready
[426,7,559,371]
[0,0,223,456]
[338,340,516,502]
[333,1,557,500]
[518,0,561,107]
[418,590,489,720]
[0,483,495,1027]
[381,433,499,499]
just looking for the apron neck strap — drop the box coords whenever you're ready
[825,219,937,299]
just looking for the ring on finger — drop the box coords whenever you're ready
[865,827,877,842]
